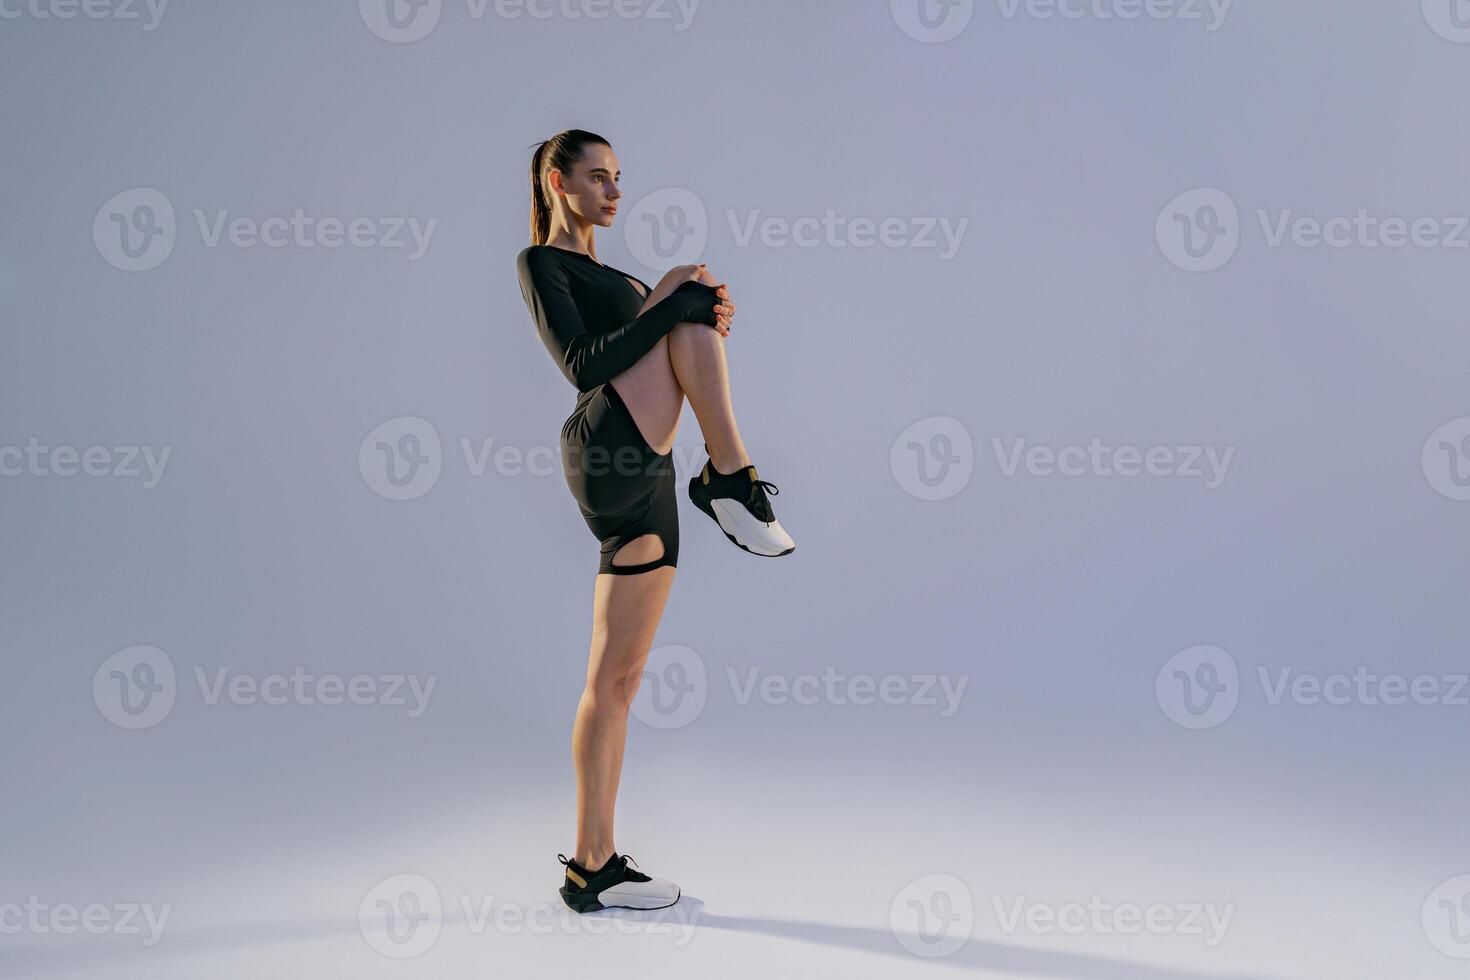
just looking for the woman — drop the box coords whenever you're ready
[515,129,796,913]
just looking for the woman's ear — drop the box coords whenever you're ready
[547,168,564,196]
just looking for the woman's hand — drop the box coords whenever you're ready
[692,264,735,337]
[647,263,735,336]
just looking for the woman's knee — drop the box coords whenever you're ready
[585,662,644,709]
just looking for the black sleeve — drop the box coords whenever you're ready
[516,247,723,392]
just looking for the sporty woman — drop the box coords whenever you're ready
[515,129,795,913]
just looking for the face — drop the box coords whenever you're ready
[548,142,622,228]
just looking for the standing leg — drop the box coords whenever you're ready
[571,564,675,871]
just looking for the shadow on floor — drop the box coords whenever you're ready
[0,893,1284,980]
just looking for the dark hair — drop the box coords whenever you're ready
[528,129,611,246]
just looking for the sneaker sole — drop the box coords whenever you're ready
[559,885,682,914]
[689,479,795,558]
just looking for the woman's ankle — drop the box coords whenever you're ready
[706,443,752,476]
[574,848,615,872]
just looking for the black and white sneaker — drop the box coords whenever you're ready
[556,852,680,913]
[687,444,796,557]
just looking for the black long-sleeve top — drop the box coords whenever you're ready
[516,244,722,393]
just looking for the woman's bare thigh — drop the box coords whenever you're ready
[606,288,689,456]
[588,564,676,692]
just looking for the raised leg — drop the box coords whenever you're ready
[610,322,752,475]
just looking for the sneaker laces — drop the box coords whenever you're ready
[747,479,779,522]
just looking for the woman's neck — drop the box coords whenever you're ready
[543,226,597,262]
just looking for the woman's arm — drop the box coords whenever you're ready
[516,247,722,392]
[639,264,735,336]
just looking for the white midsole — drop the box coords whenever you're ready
[599,880,680,907]
[710,499,795,555]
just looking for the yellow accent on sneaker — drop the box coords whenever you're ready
[566,868,587,888]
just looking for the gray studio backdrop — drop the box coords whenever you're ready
[3,1,1469,977]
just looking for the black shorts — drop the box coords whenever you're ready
[560,381,679,576]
